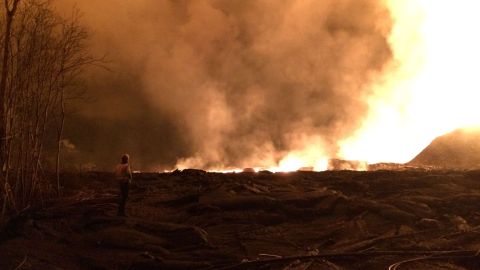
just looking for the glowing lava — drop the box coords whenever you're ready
[340,0,480,164]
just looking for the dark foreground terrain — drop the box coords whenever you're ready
[2,170,480,269]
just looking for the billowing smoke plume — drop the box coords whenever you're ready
[54,0,393,171]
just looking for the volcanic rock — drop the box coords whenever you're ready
[409,128,480,169]
[298,166,314,172]
[328,159,368,171]
[4,170,480,269]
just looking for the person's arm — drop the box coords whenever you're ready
[127,165,133,182]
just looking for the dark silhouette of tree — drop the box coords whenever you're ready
[0,0,93,224]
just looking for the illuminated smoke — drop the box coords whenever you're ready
[55,0,393,171]
[340,0,480,164]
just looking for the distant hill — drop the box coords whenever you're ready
[409,128,480,169]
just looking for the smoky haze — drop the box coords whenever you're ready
[54,0,393,171]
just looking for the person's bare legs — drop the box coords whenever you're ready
[117,182,129,216]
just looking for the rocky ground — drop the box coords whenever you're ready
[2,169,480,269]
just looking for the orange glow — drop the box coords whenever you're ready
[175,0,480,173]
[267,155,328,173]
[212,168,245,174]
[264,137,330,172]
[175,136,330,172]
[340,0,480,163]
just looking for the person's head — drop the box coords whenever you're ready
[121,154,130,164]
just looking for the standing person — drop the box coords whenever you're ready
[115,154,132,216]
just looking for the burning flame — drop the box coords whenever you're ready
[267,153,328,173]
[176,136,329,173]
[340,0,480,163]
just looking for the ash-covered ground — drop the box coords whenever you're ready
[2,169,480,269]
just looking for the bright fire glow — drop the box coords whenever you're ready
[264,138,330,172]
[204,154,328,174]
[175,136,330,173]
[266,155,328,173]
[270,156,304,172]
[175,0,480,173]
[340,0,480,163]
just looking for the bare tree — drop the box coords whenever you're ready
[0,0,93,224]
[0,0,21,224]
